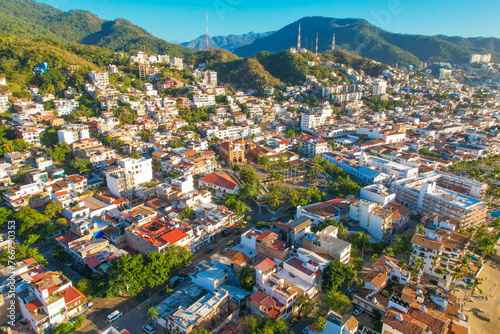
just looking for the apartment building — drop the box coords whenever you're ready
[241,229,290,261]
[15,261,86,334]
[53,99,79,115]
[0,94,9,112]
[89,71,109,86]
[392,174,488,228]
[57,124,90,144]
[302,225,351,264]
[410,220,471,285]
[360,154,419,179]
[105,157,152,199]
[323,153,391,185]
[192,94,216,107]
[276,255,322,297]
[301,135,330,157]
[15,126,42,146]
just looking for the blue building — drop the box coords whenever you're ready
[33,62,48,75]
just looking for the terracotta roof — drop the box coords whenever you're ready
[381,309,427,334]
[61,286,85,305]
[25,298,44,312]
[363,270,389,288]
[408,307,449,334]
[160,228,188,245]
[200,172,239,191]
[411,234,443,251]
[253,257,276,273]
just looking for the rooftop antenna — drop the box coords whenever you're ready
[332,33,335,51]
[297,22,301,51]
[315,32,319,57]
[206,10,209,51]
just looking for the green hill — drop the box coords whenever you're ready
[234,16,500,66]
[0,0,194,57]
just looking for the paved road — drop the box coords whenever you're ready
[77,223,254,334]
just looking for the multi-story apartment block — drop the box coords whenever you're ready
[15,260,86,334]
[15,126,42,146]
[301,135,330,157]
[0,94,9,112]
[410,219,471,285]
[57,124,90,144]
[89,71,109,86]
[303,225,351,264]
[105,157,152,199]
[192,94,216,107]
[392,173,488,228]
[53,99,79,115]
[241,229,290,261]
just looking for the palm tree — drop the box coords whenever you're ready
[466,277,483,299]
[431,254,441,273]
[416,224,426,234]
[451,267,464,291]
[357,232,371,258]
[348,276,363,290]
[412,257,424,281]
[314,317,327,334]
[383,247,395,257]
[370,253,379,264]
[148,306,160,327]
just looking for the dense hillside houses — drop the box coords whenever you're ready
[0,9,498,334]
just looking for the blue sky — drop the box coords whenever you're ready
[37,0,500,42]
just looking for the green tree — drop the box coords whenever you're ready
[296,294,314,318]
[130,151,142,159]
[321,290,351,315]
[0,207,12,227]
[179,206,196,220]
[0,244,47,266]
[244,316,292,334]
[237,266,256,291]
[313,317,327,333]
[383,247,395,257]
[15,207,49,235]
[285,129,295,138]
[351,257,364,271]
[322,260,356,291]
[77,279,92,296]
[53,244,72,263]
[71,158,91,174]
[44,201,62,218]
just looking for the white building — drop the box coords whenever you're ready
[192,94,216,108]
[57,125,90,144]
[372,80,387,95]
[89,71,109,86]
[105,157,152,198]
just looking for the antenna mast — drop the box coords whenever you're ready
[297,22,301,51]
[315,32,318,57]
[206,10,209,51]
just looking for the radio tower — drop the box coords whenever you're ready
[297,22,301,51]
[315,32,319,57]
[332,33,336,51]
[206,10,209,51]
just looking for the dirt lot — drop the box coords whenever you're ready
[455,258,500,333]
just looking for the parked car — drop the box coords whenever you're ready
[227,240,235,246]
[205,247,214,253]
[138,294,148,302]
[353,307,363,316]
[223,248,230,253]
[289,317,299,326]
[235,230,241,235]
[142,324,155,334]
[159,289,167,296]
[86,301,94,308]
[184,261,192,268]
[419,280,426,284]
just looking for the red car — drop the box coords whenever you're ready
[419,280,425,284]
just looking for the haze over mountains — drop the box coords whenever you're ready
[181,32,274,52]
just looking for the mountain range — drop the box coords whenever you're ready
[0,0,194,57]
[233,16,500,66]
[181,32,274,52]
[2,1,500,67]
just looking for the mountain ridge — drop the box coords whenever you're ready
[181,31,275,52]
[234,16,500,66]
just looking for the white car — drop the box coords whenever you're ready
[353,307,363,316]
[142,324,155,334]
[223,247,230,253]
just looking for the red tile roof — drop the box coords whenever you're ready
[160,228,188,245]
[61,286,85,305]
[200,172,238,191]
